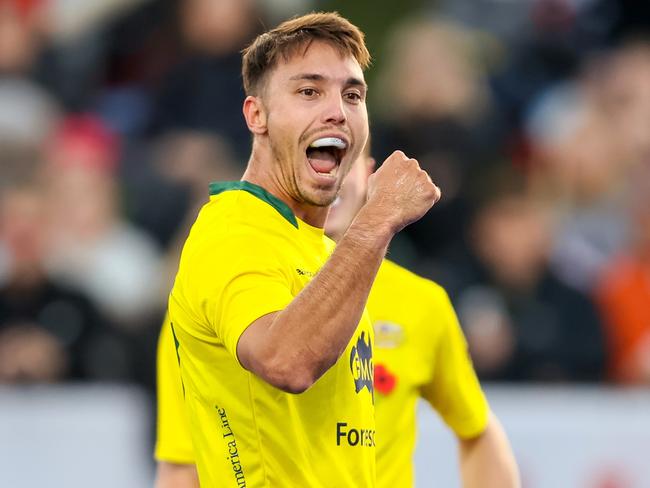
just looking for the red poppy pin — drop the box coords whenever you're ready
[374,364,397,395]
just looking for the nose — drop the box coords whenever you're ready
[322,93,347,125]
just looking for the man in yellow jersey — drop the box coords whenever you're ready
[156,147,520,487]
[166,11,440,488]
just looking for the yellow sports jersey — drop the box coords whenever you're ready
[167,181,375,488]
[370,260,488,488]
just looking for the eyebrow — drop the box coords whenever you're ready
[289,73,367,90]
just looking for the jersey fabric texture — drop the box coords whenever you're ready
[369,260,488,488]
[167,181,376,487]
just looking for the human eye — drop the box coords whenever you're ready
[298,87,319,99]
[344,90,364,104]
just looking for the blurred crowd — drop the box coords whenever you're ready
[0,0,649,392]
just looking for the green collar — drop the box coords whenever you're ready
[208,181,298,229]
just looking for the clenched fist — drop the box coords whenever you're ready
[365,151,441,234]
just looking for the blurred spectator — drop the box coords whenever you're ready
[441,176,605,382]
[151,130,244,286]
[42,114,164,327]
[596,165,650,384]
[0,77,60,144]
[0,143,41,197]
[591,44,650,384]
[99,0,185,136]
[0,0,108,110]
[587,41,650,168]
[526,42,650,294]
[0,155,130,383]
[0,0,48,74]
[102,0,264,255]
[372,18,507,264]
[484,0,616,132]
[153,131,242,200]
[118,129,245,252]
[526,81,630,294]
[318,0,425,85]
[153,0,262,160]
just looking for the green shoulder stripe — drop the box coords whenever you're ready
[209,181,298,229]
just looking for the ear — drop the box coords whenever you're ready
[243,96,268,135]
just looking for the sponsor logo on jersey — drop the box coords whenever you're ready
[350,331,373,400]
[216,405,247,487]
[336,422,375,447]
[373,321,404,349]
[295,268,315,278]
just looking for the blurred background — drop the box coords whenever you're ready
[0,0,649,486]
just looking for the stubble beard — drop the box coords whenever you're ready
[269,133,339,208]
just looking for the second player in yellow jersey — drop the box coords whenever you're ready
[369,260,488,487]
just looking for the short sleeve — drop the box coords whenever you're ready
[214,245,295,363]
[174,232,294,364]
[420,289,489,439]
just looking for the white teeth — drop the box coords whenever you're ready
[309,137,347,149]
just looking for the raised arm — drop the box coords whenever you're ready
[237,151,440,393]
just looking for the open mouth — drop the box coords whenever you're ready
[306,137,348,179]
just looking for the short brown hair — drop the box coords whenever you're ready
[242,12,371,95]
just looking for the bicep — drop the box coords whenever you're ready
[210,249,293,361]
[234,310,313,393]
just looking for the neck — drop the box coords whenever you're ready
[242,148,329,228]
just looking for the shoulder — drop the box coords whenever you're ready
[369,260,457,346]
[375,260,449,304]
[189,189,294,249]
[371,260,460,340]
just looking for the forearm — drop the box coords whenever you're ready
[458,413,520,488]
[155,462,199,488]
[238,151,440,392]
[246,205,392,389]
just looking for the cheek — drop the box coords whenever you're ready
[267,111,300,147]
[350,104,369,129]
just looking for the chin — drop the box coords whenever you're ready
[301,185,339,207]
[318,190,340,207]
